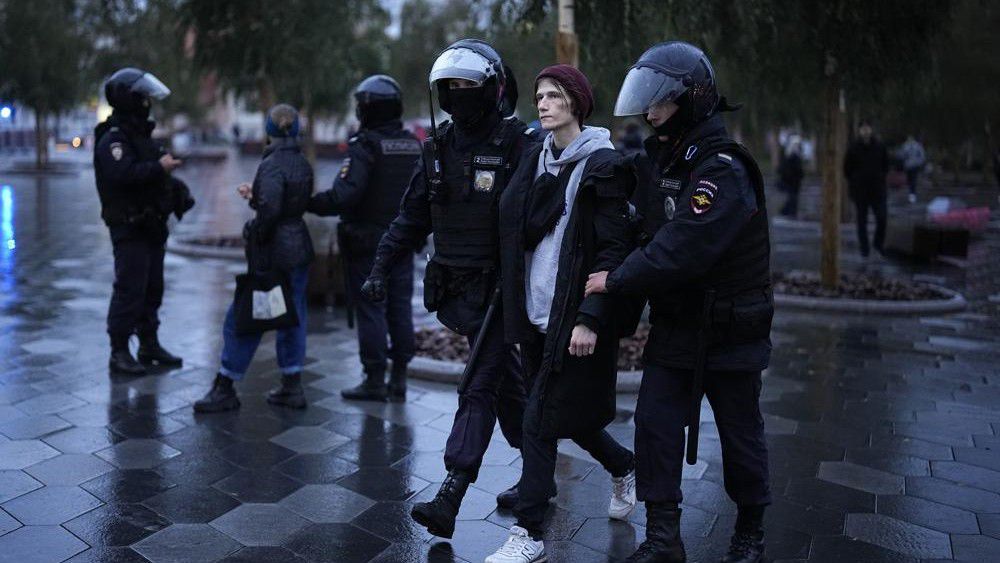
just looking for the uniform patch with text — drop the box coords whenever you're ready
[690,180,718,215]
[339,157,351,179]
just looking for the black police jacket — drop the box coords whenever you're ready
[607,115,773,372]
[94,113,169,239]
[371,113,540,335]
[244,137,315,272]
[500,144,636,439]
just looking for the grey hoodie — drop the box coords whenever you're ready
[525,126,615,332]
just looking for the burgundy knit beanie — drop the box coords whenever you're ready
[535,64,594,126]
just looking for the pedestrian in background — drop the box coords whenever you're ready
[778,136,804,218]
[844,120,889,258]
[195,104,314,413]
[898,134,926,204]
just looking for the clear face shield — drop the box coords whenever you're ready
[613,66,686,117]
[429,47,493,86]
[132,72,171,100]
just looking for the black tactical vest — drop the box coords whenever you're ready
[341,127,421,229]
[94,120,164,225]
[646,135,771,299]
[426,118,528,268]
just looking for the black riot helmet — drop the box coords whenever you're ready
[354,74,403,128]
[614,42,719,128]
[429,39,506,127]
[104,68,171,117]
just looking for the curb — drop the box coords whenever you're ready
[408,356,644,393]
[167,238,245,261]
[774,284,967,315]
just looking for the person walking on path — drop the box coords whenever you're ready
[486,65,637,563]
[778,137,804,218]
[898,134,926,204]
[844,120,890,258]
[194,104,314,413]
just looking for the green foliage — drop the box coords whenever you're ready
[182,0,388,116]
[0,0,93,115]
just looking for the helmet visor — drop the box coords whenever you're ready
[429,47,492,86]
[133,73,171,100]
[613,66,686,117]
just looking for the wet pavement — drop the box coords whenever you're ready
[0,149,998,562]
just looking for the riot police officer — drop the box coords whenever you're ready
[587,42,773,563]
[309,75,420,402]
[361,39,539,539]
[95,68,193,376]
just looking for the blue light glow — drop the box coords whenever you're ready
[1,185,14,263]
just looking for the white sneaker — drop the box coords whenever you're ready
[485,525,547,563]
[609,469,637,520]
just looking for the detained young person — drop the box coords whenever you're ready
[486,65,638,563]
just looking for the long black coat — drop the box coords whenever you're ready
[499,144,637,439]
[245,137,315,272]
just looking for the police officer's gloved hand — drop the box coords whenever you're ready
[360,274,387,302]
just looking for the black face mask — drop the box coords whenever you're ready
[448,86,489,130]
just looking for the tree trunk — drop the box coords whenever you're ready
[302,88,316,168]
[556,0,579,66]
[34,110,49,169]
[820,73,845,289]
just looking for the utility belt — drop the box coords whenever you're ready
[651,285,774,344]
[102,206,167,230]
[336,222,385,258]
[424,259,496,335]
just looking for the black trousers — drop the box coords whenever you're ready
[443,306,526,478]
[853,190,887,256]
[107,227,165,343]
[346,252,415,374]
[515,336,634,536]
[635,363,770,507]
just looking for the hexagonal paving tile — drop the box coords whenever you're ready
[211,469,303,503]
[279,484,376,523]
[0,525,89,562]
[283,523,390,563]
[23,453,115,486]
[817,461,905,495]
[210,503,310,546]
[0,508,21,536]
[95,438,181,469]
[143,485,241,524]
[0,416,72,440]
[133,523,243,562]
[844,512,952,559]
[1,485,103,525]
[269,426,351,454]
[14,392,86,416]
[0,470,43,503]
[63,503,170,546]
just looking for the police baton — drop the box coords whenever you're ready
[686,289,716,465]
[458,285,502,395]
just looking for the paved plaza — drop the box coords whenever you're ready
[0,151,998,562]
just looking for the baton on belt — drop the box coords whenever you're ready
[686,289,716,465]
[458,285,502,395]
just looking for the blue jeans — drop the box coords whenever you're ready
[219,265,309,380]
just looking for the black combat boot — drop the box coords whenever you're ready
[267,372,307,409]
[410,469,473,539]
[109,335,146,376]
[137,332,183,366]
[496,482,519,510]
[388,362,408,402]
[720,505,765,563]
[193,373,241,413]
[625,502,686,563]
[341,368,388,402]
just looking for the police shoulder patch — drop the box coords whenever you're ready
[110,142,124,161]
[690,179,718,215]
[339,157,351,179]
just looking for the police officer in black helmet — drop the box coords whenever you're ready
[587,42,773,563]
[361,39,539,539]
[95,68,194,376]
[309,75,420,402]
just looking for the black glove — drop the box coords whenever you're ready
[360,274,387,302]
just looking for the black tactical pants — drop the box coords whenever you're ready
[346,251,415,374]
[635,363,771,507]
[107,226,165,342]
[443,305,526,479]
[853,189,887,256]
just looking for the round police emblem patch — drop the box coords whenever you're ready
[474,169,495,192]
[690,180,718,215]
[110,142,124,161]
[664,196,676,220]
